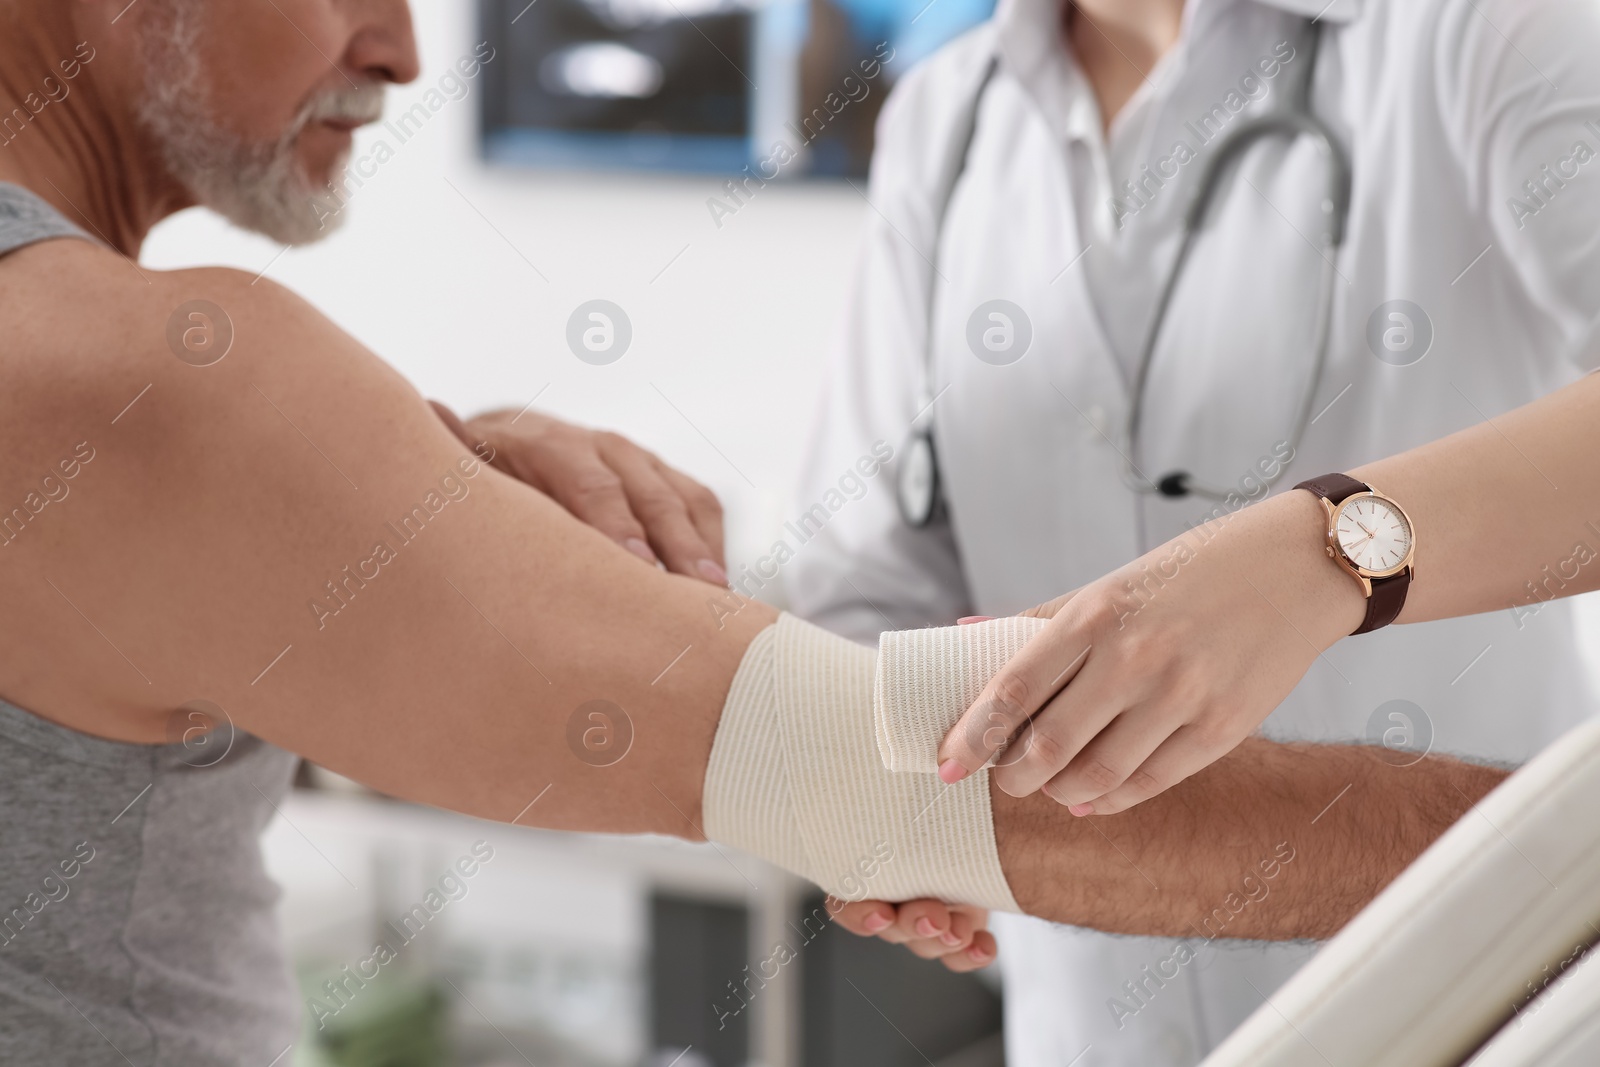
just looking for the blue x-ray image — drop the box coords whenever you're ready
[478,0,994,177]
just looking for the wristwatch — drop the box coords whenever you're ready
[1294,473,1415,635]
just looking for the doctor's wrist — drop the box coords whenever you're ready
[1268,487,1369,648]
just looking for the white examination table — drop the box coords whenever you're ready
[1202,717,1600,1067]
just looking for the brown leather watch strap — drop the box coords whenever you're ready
[1293,472,1369,505]
[1294,473,1412,636]
[1358,571,1411,634]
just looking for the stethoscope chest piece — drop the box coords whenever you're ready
[897,428,941,528]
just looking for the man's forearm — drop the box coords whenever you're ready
[701,617,1509,934]
[994,737,1508,939]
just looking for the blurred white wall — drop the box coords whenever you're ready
[141,0,868,589]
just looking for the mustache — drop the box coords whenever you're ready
[297,82,387,131]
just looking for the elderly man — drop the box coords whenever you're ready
[0,1,1510,1064]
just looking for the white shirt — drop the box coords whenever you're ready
[785,0,1600,1063]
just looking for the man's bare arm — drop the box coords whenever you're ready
[0,245,774,838]
[842,738,1508,954]
[3,243,1503,940]
[993,737,1507,939]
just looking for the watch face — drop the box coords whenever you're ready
[1335,495,1413,574]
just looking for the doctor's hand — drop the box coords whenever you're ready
[429,401,729,585]
[829,898,997,972]
[938,488,1368,815]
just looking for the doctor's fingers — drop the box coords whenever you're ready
[1017,586,1085,620]
[1068,723,1239,815]
[936,603,1107,778]
[592,434,728,583]
[989,659,1137,798]
[655,460,726,571]
[517,431,656,559]
[1037,706,1205,812]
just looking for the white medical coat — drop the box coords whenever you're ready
[785,0,1600,1062]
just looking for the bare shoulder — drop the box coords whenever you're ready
[0,237,453,738]
[1,237,407,422]
[0,237,429,496]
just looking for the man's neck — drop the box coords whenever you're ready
[0,7,189,258]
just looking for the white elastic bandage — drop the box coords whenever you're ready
[875,616,1050,773]
[704,613,1044,912]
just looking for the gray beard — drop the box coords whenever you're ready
[136,1,359,246]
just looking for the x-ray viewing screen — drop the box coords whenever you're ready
[478,0,995,177]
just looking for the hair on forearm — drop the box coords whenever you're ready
[995,738,1510,940]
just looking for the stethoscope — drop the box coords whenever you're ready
[897,17,1352,528]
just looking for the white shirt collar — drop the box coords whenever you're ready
[992,0,1360,145]
[995,0,1364,42]
[1260,0,1363,22]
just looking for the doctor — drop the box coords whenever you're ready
[787,0,1600,1063]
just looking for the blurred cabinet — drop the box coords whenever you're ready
[267,787,1001,1067]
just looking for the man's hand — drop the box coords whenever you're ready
[430,401,728,584]
[829,898,997,972]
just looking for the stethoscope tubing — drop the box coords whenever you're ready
[1122,21,1351,501]
[898,17,1350,524]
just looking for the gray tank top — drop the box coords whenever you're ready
[0,183,301,1065]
